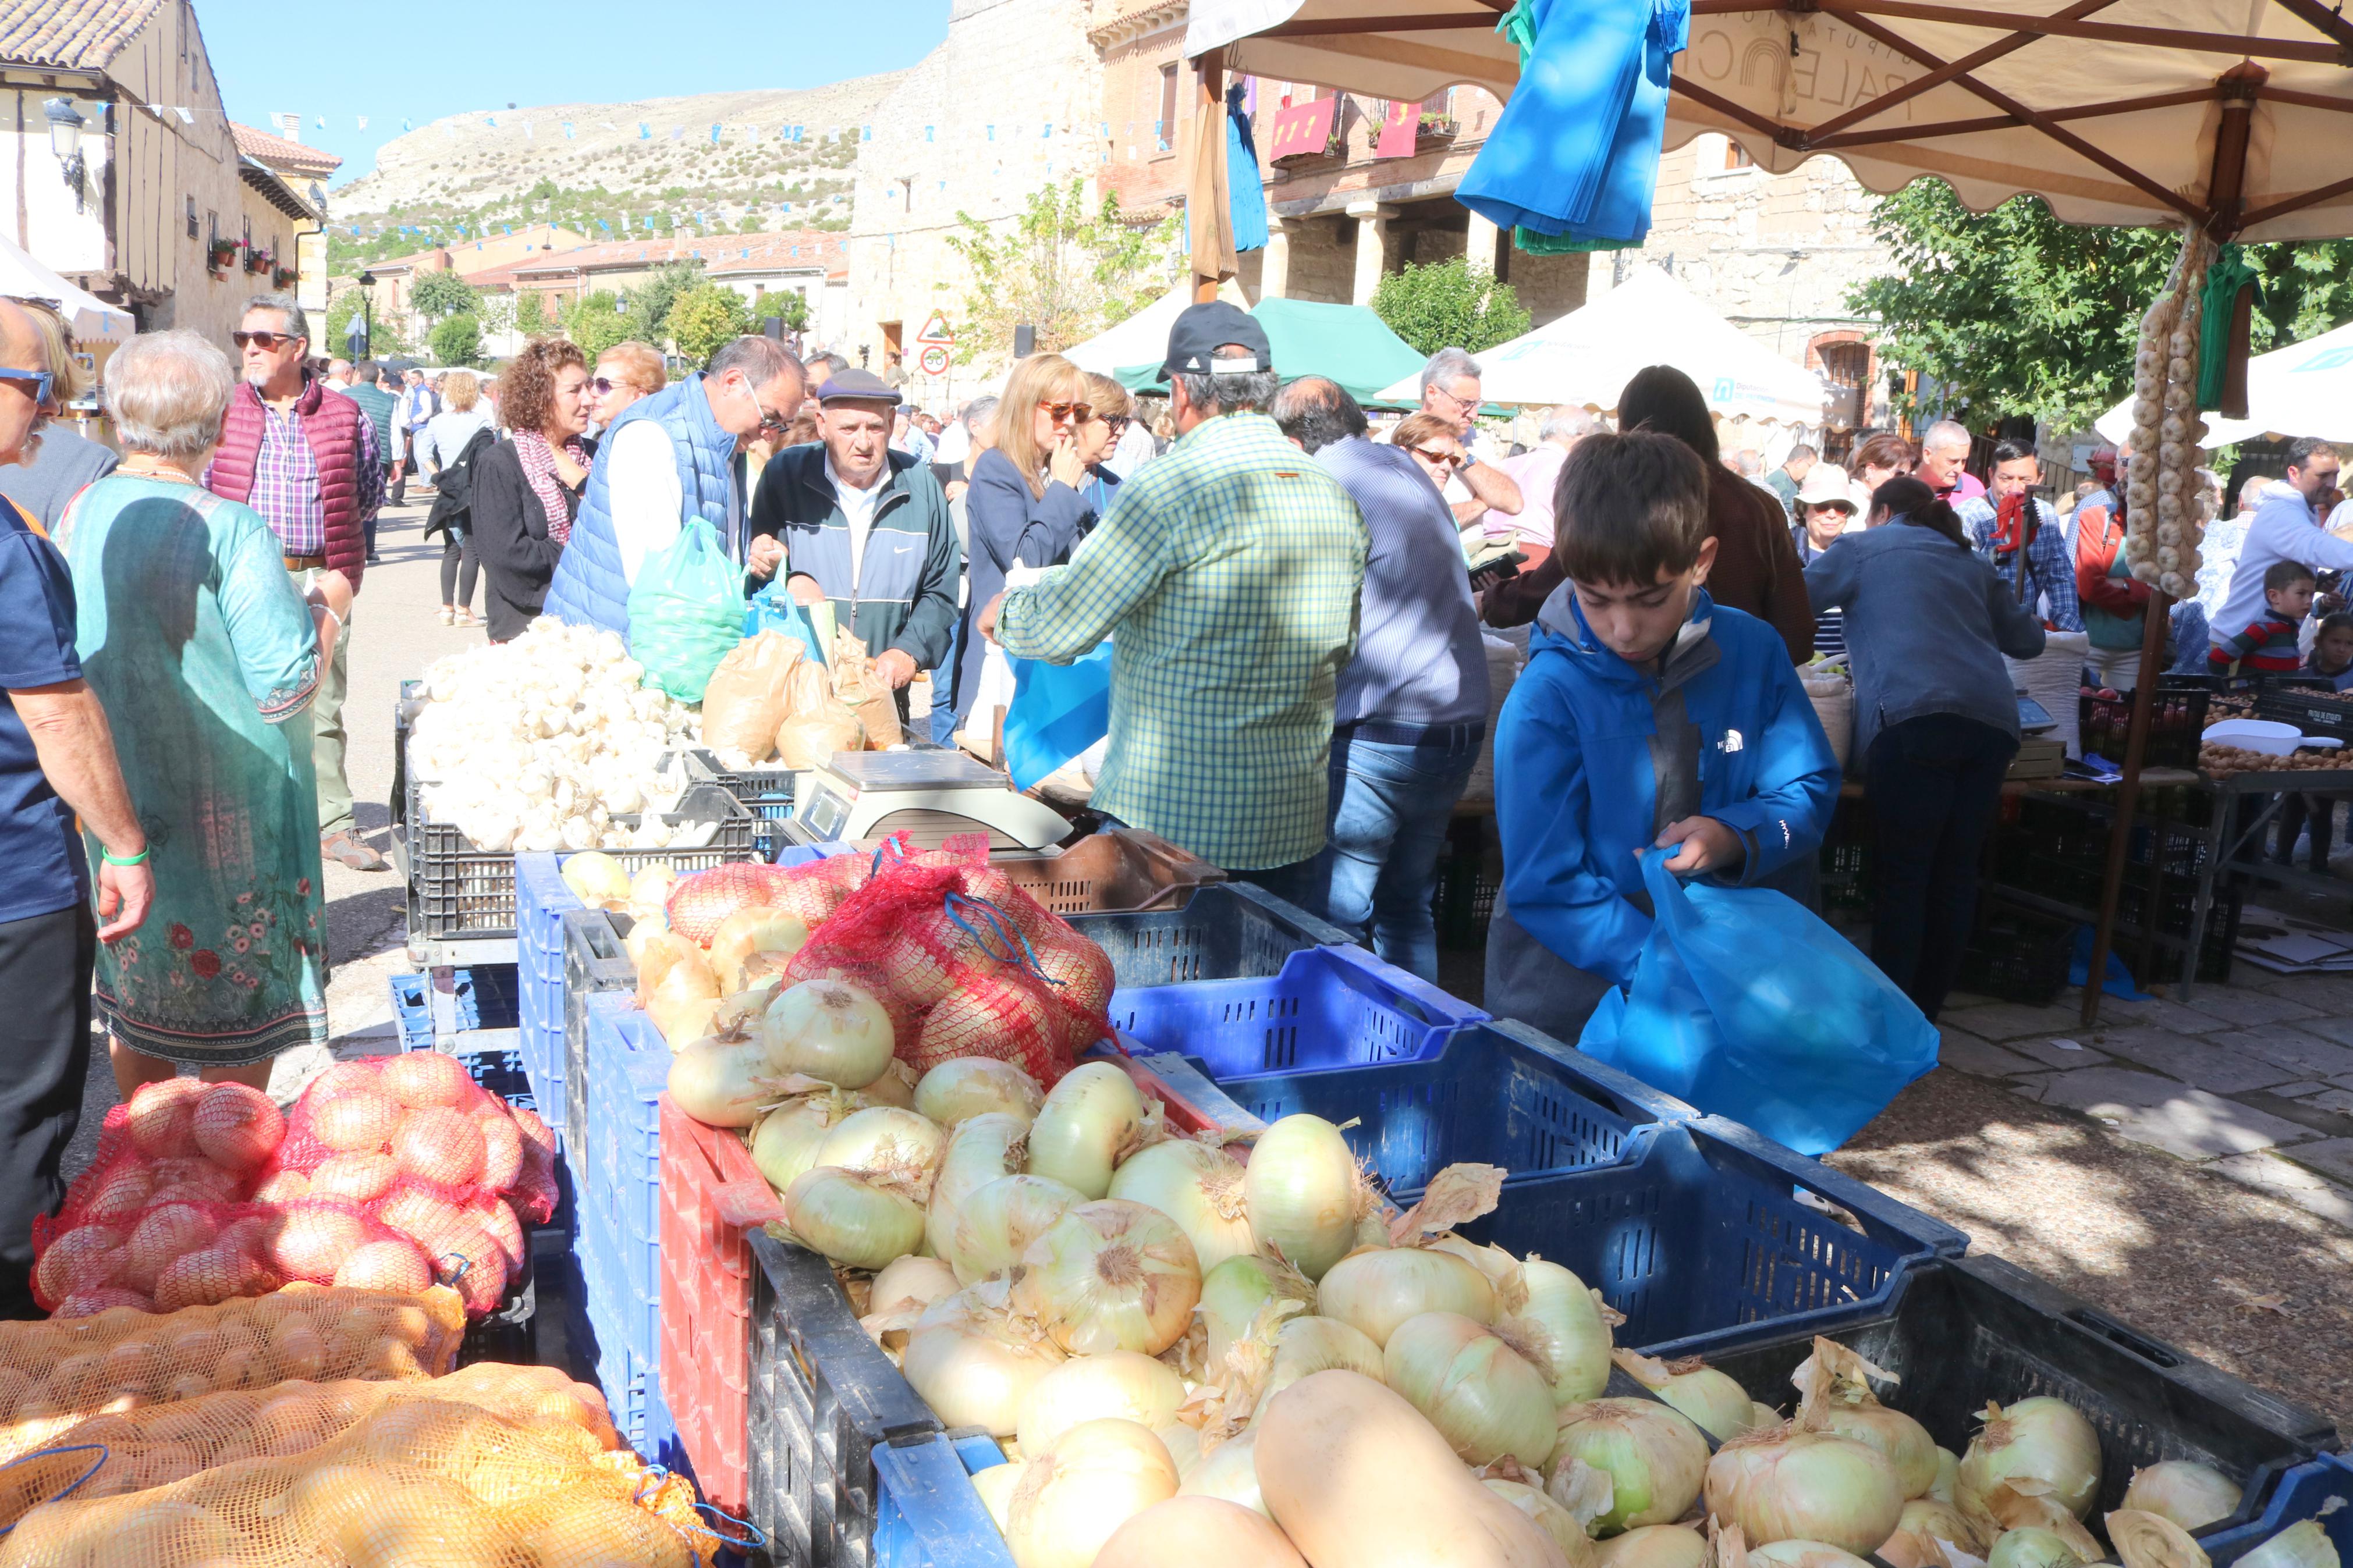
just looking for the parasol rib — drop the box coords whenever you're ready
[1669,76,1809,142]
[1804,0,2124,140]
[1266,13,1499,34]
[1822,1,2343,62]
[1805,87,2218,148]
[2239,170,2353,229]
[2266,0,2353,52]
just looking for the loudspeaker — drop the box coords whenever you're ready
[1013,324,1037,358]
[761,317,785,341]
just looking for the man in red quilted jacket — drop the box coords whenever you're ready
[206,294,387,871]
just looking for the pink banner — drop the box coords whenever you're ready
[1266,98,1337,160]
[1374,99,1418,159]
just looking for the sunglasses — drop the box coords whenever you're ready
[591,376,643,395]
[1042,401,1093,424]
[1411,445,1460,464]
[230,330,301,350]
[0,367,53,406]
[1096,415,1131,434]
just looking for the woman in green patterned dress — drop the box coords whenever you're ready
[54,330,352,1097]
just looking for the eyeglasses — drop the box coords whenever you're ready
[0,367,53,406]
[1096,415,1131,434]
[230,330,300,351]
[1411,445,1459,464]
[1042,401,1093,424]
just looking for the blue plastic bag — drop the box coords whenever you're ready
[1002,645,1113,792]
[1577,852,1938,1154]
[744,581,828,668]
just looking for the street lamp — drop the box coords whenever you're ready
[354,271,377,358]
[42,98,86,214]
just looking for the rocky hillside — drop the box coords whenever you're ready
[330,76,904,267]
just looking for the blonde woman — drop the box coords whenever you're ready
[1076,372,1131,518]
[420,370,494,625]
[954,351,1098,724]
[591,340,665,431]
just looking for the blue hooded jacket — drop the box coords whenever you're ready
[1491,585,1838,1001]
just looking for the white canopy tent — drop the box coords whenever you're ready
[1050,277,1250,381]
[0,232,132,344]
[1376,267,1827,425]
[2096,318,2353,446]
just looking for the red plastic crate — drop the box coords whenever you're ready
[658,1094,782,1518]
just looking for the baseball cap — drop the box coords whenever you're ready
[1156,300,1273,383]
[815,367,902,406]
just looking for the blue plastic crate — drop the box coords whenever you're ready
[1107,942,1487,1073]
[871,1434,1016,1568]
[387,977,534,1105]
[2206,1455,2353,1563]
[1188,1018,1692,1196]
[1061,882,1351,989]
[580,993,668,1344]
[583,1266,655,1446]
[515,853,579,1134]
[387,965,519,1045]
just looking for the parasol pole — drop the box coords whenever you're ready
[2078,65,2262,1026]
[1189,48,1232,304]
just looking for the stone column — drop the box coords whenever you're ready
[1464,209,1500,276]
[1346,200,1396,307]
[1258,215,1291,301]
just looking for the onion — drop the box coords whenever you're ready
[1986,1528,2088,1568]
[1317,1245,1496,1347]
[1959,1400,2101,1523]
[2237,1521,2340,1568]
[1013,1199,1202,1356]
[750,1095,855,1195]
[708,906,811,994]
[761,978,894,1088]
[917,1058,1045,1128]
[782,1167,926,1270]
[1094,1495,1308,1568]
[901,1283,1066,1435]
[1880,1498,1987,1568]
[1616,1348,1757,1442]
[1243,1114,1363,1281]
[1486,1479,1598,1567]
[1259,1314,1386,1407]
[928,1113,1030,1260]
[2121,1462,2241,1531]
[1790,1338,1937,1497]
[949,1175,1086,1285]
[713,976,783,1034]
[1550,1398,1711,1535]
[1929,1449,1961,1506]
[871,1255,959,1314]
[1597,1526,1712,1568]
[974,1460,1027,1533]
[667,1037,779,1127]
[1179,1425,1268,1517]
[1005,1417,1180,1568]
[1155,1420,1204,1480]
[858,1058,920,1109]
[1517,1259,1616,1406]
[647,956,722,1049]
[1706,1425,1907,1556]
[813,1106,946,1194]
[1016,1350,1186,1455]
[1752,1542,1876,1568]
[1026,1062,1146,1199]
[1197,1251,1316,1367]
[1381,1310,1557,1469]
[1108,1140,1257,1275]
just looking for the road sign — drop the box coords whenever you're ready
[918,344,950,376]
[915,310,954,346]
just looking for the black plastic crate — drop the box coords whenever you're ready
[1430,814,1499,949]
[1957,897,2075,1005]
[2080,684,2211,767]
[1701,1254,2337,1539]
[391,680,428,829]
[684,746,797,822]
[411,782,755,940]
[746,1229,944,1568]
[2033,863,2240,984]
[2256,682,2353,742]
[562,905,634,1160]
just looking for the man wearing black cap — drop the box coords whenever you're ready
[976,301,1367,886]
[748,367,960,706]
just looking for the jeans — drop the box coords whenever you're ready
[314,599,355,837]
[1865,712,2017,1021]
[1303,727,1480,982]
[2276,794,2342,870]
[440,528,479,610]
[931,609,966,746]
[0,904,94,1317]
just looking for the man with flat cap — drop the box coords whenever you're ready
[750,366,960,710]
[977,301,1367,891]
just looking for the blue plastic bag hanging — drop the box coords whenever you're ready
[744,581,828,668]
[1577,851,1938,1154]
[1001,645,1113,792]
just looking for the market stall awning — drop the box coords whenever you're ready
[1113,296,1428,405]
[1375,266,1826,423]
[2095,318,2353,446]
[0,230,133,344]
[1186,0,2353,242]
[1056,279,1250,380]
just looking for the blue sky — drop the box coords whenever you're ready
[199,0,951,186]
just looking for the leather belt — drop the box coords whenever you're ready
[283,553,326,571]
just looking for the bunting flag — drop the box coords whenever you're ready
[709,124,721,144]
[861,126,872,140]
[562,122,574,138]
[925,126,934,141]
[1042,123,1051,137]
[670,125,684,140]
[523,121,534,138]
[638,122,650,139]
[485,115,498,127]
[402,118,412,131]
[314,115,325,129]
[356,115,368,130]
[986,125,994,140]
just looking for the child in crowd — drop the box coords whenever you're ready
[2274,613,2353,872]
[2308,613,2353,691]
[2210,560,2316,673]
[1485,431,1841,1041]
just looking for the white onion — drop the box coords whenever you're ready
[1550,1398,1712,1535]
[1518,1259,1616,1406]
[1178,1425,1267,1517]
[1790,1338,1936,1496]
[1005,1417,1180,1568]
[1315,1245,1496,1347]
[1752,1542,1878,1568]
[1243,1114,1362,1281]
[760,977,895,1089]
[1706,1425,1907,1556]
[1108,1139,1257,1275]
[1026,1062,1145,1199]
[666,1037,778,1128]
[782,1167,926,1270]
[1013,1199,1202,1356]
[2237,1521,2340,1568]
[1486,1478,1598,1567]
[1380,1310,1557,1469]
[871,1255,959,1314]
[1195,1251,1316,1368]
[1986,1528,2088,1568]
[2109,1508,2217,1568]
[1154,1420,1204,1481]
[901,1284,1066,1436]
[750,1095,854,1194]
[916,1058,1045,1128]
[974,1460,1027,1534]
[1616,1348,1756,1443]
[948,1174,1085,1285]
[1879,1498,1985,1568]
[1015,1350,1187,1456]
[812,1106,946,1194]
[1596,1525,1712,1568]
[709,906,811,994]
[1959,1399,2102,1522]
[648,962,723,1053]
[928,1113,1030,1261]
[1257,1315,1386,1408]
[2121,1461,2241,1531]
[1929,1449,1960,1506]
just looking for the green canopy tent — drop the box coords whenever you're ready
[1115,296,1426,408]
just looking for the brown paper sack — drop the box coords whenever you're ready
[776,658,867,769]
[829,627,903,748]
[698,630,803,762]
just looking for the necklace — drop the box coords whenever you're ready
[121,458,198,486]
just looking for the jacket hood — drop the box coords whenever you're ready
[1533,581,1721,691]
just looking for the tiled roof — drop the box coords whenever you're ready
[502,230,849,279]
[230,121,340,175]
[0,0,159,72]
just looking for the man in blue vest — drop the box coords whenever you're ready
[545,335,805,638]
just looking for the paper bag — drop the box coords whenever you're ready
[775,659,866,769]
[829,627,903,749]
[700,631,803,765]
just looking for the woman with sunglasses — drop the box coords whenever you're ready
[470,337,595,642]
[590,340,666,433]
[1075,373,1132,520]
[1390,411,1470,498]
[953,351,1102,726]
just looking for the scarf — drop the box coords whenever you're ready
[512,429,585,544]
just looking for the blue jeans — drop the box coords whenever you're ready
[930,610,966,746]
[1308,726,1481,982]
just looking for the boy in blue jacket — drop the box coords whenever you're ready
[1486,431,1841,1040]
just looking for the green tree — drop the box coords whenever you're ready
[752,290,809,332]
[943,178,1176,365]
[1370,257,1532,358]
[1850,183,2353,430]
[565,291,633,361]
[410,268,480,323]
[516,291,549,335]
[429,314,482,367]
[668,284,752,367]
[628,261,706,345]
[324,285,402,358]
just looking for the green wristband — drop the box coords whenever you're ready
[101,845,148,867]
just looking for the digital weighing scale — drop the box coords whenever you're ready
[780,750,1074,851]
